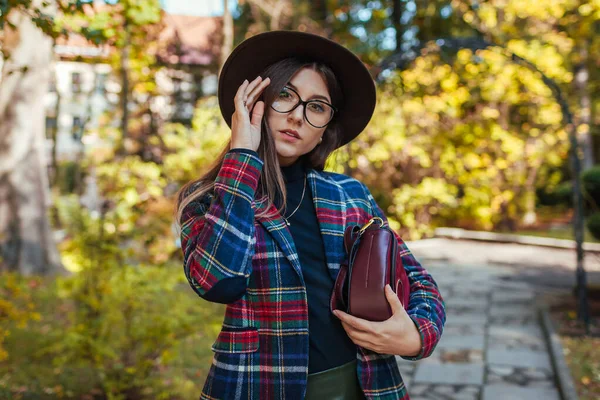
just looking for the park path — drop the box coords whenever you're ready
[394,238,593,400]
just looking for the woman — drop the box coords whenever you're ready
[176,31,445,400]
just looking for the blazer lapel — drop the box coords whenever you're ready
[254,170,347,282]
[307,170,347,281]
[254,199,304,280]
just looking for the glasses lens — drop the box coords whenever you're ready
[271,87,335,127]
[272,87,299,113]
[305,101,334,127]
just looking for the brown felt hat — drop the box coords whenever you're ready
[218,30,377,149]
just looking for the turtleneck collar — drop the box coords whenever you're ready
[281,157,308,183]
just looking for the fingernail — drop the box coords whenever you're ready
[243,79,248,84]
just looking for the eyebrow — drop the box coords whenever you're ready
[286,82,331,103]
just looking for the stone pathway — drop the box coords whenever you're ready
[396,261,563,400]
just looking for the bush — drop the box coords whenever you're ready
[45,195,215,399]
[51,264,199,400]
[0,273,41,362]
[581,166,600,208]
[586,212,600,241]
[536,181,572,207]
[56,161,87,194]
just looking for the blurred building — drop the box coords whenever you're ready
[45,8,223,162]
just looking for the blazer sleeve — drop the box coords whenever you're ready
[179,150,263,304]
[360,182,446,361]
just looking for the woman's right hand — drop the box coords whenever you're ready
[231,76,271,152]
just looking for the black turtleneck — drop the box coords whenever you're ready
[229,149,356,373]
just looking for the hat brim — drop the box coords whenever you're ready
[218,31,376,148]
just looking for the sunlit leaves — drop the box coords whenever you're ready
[351,42,569,237]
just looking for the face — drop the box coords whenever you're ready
[267,67,331,167]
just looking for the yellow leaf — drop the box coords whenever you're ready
[581,376,591,385]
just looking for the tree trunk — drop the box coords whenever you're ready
[220,0,234,74]
[119,22,130,155]
[0,4,65,275]
[392,0,405,52]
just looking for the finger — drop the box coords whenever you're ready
[385,284,404,316]
[335,310,374,333]
[343,324,377,343]
[342,329,379,351]
[250,101,265,126]
[234,79,250,111]
[245,78,270,109]
[243,76,264,103]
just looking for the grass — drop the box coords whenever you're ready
[550,292,600,400]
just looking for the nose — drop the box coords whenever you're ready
[287,103,304,125]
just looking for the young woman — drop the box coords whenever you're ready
[176,31,445,400]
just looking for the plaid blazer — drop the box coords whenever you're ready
[180,151,446,400]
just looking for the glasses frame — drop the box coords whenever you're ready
[270,85,338,128]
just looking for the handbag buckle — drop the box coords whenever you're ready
[358,217,384,236]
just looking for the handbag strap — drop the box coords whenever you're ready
[343,225,361,254]
[344,217,386,253]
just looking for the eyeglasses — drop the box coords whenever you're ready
[270,86,337,128]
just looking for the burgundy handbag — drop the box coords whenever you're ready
[330,217,410,321]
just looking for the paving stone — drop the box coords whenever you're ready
[435,334,485,351]
[529,380,555,388]
[462,386,480,396]
[486,349,552,370]
[489,315,537,325]
[492,280,534,291]
[523,368,552,379]
[488,365,515,376]
[482,384,560,400]
[408,384,428,396]
[489,305,537,317]
[492,291,535,303]
[454,393,478,400]
[446,297,490,307]
[434,385,455,395]
[439,349,484,363]
[443,324,485,335]
[489,324,543,339]
[403,376,411,390]
[413,363,484,385]
[488,325,547,349]
[444,314,488,326]
[447,304,488,315]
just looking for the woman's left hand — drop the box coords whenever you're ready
[333,284,422,357]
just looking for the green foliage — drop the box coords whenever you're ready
[344,45,569,236]
[41,195,219,399]
[581,166,600,207]
[0,273,41,362]
[55,161,86,194]
[537,181,573,207]
[586,212,600,241]
[0,271,223,399]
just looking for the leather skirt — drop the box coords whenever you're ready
[304,360,365,400]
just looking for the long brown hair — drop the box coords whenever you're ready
[175,57,344,228]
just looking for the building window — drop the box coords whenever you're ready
[95,72,108,95]
[45,116,57,139]
[72,72,82,93]
[72,116,83,140]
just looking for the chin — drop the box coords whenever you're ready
[274,143,298,156]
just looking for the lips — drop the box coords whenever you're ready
[280,130,300,139]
